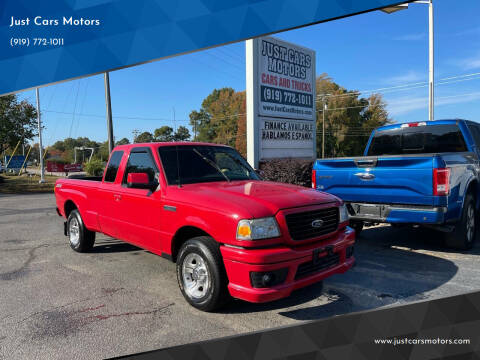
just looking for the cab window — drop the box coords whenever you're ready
[123,149,158,183]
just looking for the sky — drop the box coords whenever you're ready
[17,0,480,147]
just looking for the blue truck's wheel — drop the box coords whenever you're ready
[444,193,476,250]
[350,221,363,237]
[67,210,96,252]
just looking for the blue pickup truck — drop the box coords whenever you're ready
[312,119,480,250]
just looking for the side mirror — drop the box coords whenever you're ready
[127,172,155,190]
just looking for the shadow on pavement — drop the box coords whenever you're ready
[90,238,141,254]
[221,225,461,320]
[360,225,480,256]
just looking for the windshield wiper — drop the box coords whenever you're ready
[222,152,257,179]
[193,148,231,182]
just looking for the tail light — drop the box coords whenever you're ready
[433,168,450,196]
[401,122,427,128]
[312,169,316,189]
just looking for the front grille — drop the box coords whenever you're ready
[285,207,339,241]
[295,252,340,280]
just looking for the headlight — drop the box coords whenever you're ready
[236,217,281,240]
[339,203,349,223]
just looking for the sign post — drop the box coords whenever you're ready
[246,39,260,168]
[36,87,45,183]
[246,36,316,169]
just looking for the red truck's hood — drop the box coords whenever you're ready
[178,180,339,218]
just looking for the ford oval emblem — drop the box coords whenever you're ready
[311,219,324,228]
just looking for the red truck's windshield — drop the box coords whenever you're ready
[158,145,260,185]
[367,124,467,156]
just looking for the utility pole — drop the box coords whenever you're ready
[193,118,197,141]
[104,72,114,153]
[172,107,176,132]
[428,0,434,121]
[320,95,330,158]
[36,88,45,183]
[380,1,434,120]
[132,129,140,143]
[322,99,327,158]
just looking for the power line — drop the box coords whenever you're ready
[43,110,190,122]
[68,80,81,138]
[188,51,244,81]
[316,72,480,100]
[385,91,480,106]
[215,46,246,65]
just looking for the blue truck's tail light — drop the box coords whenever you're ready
[401,122,426,128]
[433,168,450,196]
[312,169,316,189]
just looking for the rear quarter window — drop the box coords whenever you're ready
[104,151,124,182]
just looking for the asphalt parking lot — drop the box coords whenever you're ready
[1,193,479,359]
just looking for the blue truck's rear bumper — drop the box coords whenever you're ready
[347,202,447,224]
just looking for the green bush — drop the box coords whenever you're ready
[259,159,313,188]
[84,159,105,176]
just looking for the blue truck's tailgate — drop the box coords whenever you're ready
[313,155,438,206]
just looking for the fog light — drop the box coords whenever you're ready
[250,268,288,288]
[262,273,274,286]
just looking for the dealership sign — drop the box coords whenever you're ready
[258,37,315,121]
[247,36,316,167]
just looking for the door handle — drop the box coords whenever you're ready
[114,194,122,201]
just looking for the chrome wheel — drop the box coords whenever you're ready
[69,216,80,246]
[466,204,475,243]
[182,253,210,300]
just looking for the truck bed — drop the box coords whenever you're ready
[313,151,474,207]
[66,175,103,181]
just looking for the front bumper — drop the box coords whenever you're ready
[220,227,355,303]
[347,202,447,224]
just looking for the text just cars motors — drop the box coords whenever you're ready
[9,16,101,27]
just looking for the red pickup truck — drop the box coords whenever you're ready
[55,142,355,311]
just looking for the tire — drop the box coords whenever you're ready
[350,221,363,237]
[444,193,476,250]
[67,209,96,252]
[176,236,230,312]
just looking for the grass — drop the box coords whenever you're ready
[0,173,60,194]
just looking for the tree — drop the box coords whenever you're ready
[84,158,105,176]
[135,131,154,143]
[50,136,106,162]
[315,73,391,157]
[97,141,110,161]
[116,138,130,146]
[28,143,44,165]
[189,88,245,148]
[51,140,66,152]
[154,126,174,142]
[174,126,191,141]
[189,109,211,142]
[0,94,38,156]
[234,101,247,157]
